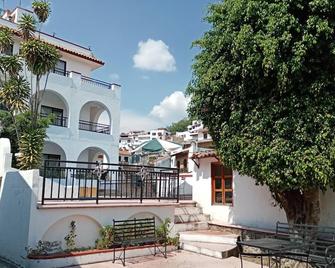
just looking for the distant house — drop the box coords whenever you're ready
[130,138,182,167]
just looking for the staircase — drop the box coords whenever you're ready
[175,201,238,259]
[174,201,210,232]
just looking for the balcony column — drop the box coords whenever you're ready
[69,71,82,89]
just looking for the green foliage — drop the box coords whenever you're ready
[20,39,59,76]
[17,112,50,170]
[32,0,51,23]
[18,14,37,40]
[95,225,115,249]
[64,221,77,251]
[167,118,192,134]
[0,76,29,112]
[187,0,335,195]
[0,56,23,76]
[0,27,13,52]
[155,218,179,246]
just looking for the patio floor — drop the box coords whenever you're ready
[68,250,262,268]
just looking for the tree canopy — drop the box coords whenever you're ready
[167,118,192,134]
[187,0,335,223]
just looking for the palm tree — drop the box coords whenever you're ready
[32,0,51,23]
[18,14,37,40]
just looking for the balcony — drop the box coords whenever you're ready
[40,160,180,204]
[50,68,113,90]
[79,120,110,134]
[40,113,68,128]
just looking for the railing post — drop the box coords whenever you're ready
[140,173,143,203]
[158,171,162,202]
[41,160,47,205]
[96,176,99,204]
[177,169,180,203]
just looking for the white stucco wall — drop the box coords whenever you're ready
[192,157,286,230]
[0,169,175,266]
[38,73,121,165]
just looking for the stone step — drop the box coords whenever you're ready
[175,206,203,216]
[178,200,197,207]
[180,241,238,259]
[174,213,210,224]
[180,230,238,244]
[174,221,209,233]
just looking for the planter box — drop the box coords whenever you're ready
[28,244,175,268]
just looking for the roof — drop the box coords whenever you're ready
[142,139,163,152]
[132,138,182,154]
[0,20,104,66]
[190,150,218,159]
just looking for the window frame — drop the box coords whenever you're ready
[211,162,233,206]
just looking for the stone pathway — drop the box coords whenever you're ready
[69,250,262,268]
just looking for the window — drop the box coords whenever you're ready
[211,163,233,205]
[177,161,181,169]
[204,133,208,139]
[124,157,129,162]
[42,154,61,167]
[41,105,66,127]
[183,158,188,169]
[53,60,67,76]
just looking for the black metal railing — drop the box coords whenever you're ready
[79,120,110,134]
[81,75,112,89]
[41,113,68,127]
[52,67,69,77]
[41,160,180,204]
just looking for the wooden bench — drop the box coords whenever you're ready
[112,217,167,266]
[238,222,335,268]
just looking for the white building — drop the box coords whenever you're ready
[176,120,211,142]
[1,7,121,165]
[119,128,171,150]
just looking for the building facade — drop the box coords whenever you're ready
[1,7,121,165]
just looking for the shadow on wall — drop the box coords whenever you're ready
[227,173,286,230]
[0,171,33,267]
[42,215,102,250]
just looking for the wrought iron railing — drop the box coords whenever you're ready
[81,75,112,89]
[40,113,68,127]
[41,160,180,204]
[79,120,110,134]
[52,67,69,77]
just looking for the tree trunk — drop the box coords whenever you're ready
[273,189,320,225]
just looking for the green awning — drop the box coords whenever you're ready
[142,139,163,152]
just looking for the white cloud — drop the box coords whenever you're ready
[120,91,190,132]
[150,91,190,124]
[109,73,120,81]
[133,39,176,72]
[120,110,161,132]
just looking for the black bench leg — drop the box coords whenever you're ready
[154,243,156,256]
[123,246,126,266]
[261,256,263,268]
[240,254,243,268]
[164,241,167,258]
[113,247,115,263]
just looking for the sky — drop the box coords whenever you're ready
[4,0,217,131]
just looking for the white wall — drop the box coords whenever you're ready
[0,169,175,266]
[192,157,286,230]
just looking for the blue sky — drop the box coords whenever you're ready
[6,0,217,131]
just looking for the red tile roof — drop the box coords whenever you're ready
[190,150,217,159]
[1,25,104,65]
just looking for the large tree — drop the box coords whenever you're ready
[187,0,335,225]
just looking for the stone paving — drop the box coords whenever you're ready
[69,250,262,268]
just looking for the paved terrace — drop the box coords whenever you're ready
[69,251,262,268]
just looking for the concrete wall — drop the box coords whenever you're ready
[0,167,175,267]
[191,157,335,230]
[191,157,286,230]
[38,73,121,165]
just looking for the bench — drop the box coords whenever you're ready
[237,222,335,268]
[112,217,167,266]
